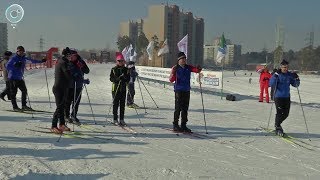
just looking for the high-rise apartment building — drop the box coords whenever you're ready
[119,4,204,67]
[0,23,8,54]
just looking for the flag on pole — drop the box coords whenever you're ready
[122,46,128,61]
[125,44,133,62]
[146,41,154,60]
[158,39,169,56]
[177,34,188,58]
[130,50,137,62]
[216,33,227,63]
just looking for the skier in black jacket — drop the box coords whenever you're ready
[51,47,73,134]
[109,52,130,126]
[0,51,13,101]
[65,51,90,125]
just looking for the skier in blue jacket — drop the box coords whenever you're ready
[269,60,300,136]
[6,46,46,111]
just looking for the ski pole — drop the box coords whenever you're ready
[127,83,143,127]
[136,76,147,114]
[72,82,77,131]
[44,68,52,108]
[297,87,311,141]
[138,76,159,108]
[22,77,34,119]
[267,77,278,129]
[105,80,122,126]
[84,84,96,124]
[198,73,208,134]
[26,91,34,119]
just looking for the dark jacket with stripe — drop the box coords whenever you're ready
[109,65,130,93]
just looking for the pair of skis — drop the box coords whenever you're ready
[260,127,319,151]
[27,126,113,143]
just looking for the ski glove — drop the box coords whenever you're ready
[172,65,178,74]
[76,61,84,69]
[291,72,299,79]
[14,61,23,68]
[119,74,126,81]
[83,79,90,85]
[197,65,202,72]
[41,58,47,63]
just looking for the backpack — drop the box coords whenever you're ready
[226,94,236,101]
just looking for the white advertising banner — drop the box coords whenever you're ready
[136,66,171,82]
[136,66,222,90]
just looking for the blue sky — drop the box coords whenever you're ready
[1,0,319,53]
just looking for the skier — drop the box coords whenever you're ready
[169,52,202,132]
[257,66,271,103]
[109,52,130,126]
[65,50,90,125]
[249,78,252,84]
[6,46,46,111]
[0,51,13,101]
[269,60,300,136]
[51,47,73,133]
[126,61,139,108]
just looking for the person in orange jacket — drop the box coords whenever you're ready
[257,66,272,103]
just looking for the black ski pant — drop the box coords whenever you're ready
[173,91,190,125]
[52,86,69,127]
[113,90,126,121]
[0,81,11,100]
[65,87,82,118]
[126,83,135,105]
[274,97,291,127]
[9,80,27,108]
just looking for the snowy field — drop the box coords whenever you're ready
[0,64,319,179]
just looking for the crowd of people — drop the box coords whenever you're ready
[0,46,300,136]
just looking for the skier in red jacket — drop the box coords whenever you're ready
[257,67,272,103]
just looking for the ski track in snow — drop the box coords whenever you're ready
[0,64,320,179]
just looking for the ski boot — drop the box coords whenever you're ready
[59,124,71,132]
[181,123,192,133]
[119,119,127,126]
[113,119,119,125]
[173,122,181,132]
[13,107,22,112]
[22,105,33,111]
[71,116,81,125]
[275,126,284,137]
[50,127,62,134]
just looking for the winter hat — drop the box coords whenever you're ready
[17,46,25,52]
[280,59,289,65]
[128,61,135,65]
[177,52,186,60]
[116,52,125,61]
[4,51,12,56]
[62,47,71,56]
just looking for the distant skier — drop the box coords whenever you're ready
[169,52,202,132]
[126,61,139,108]
[269,60,300,136]
[64,50,90,125]
[249,78,252,84]
[110,52,130,126]
[257,66,271,103]
[6,46,46,111]
[0,51,13,101]
[234,71,236,76]
[51,47,73,133]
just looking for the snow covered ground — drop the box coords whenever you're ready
[0,64,319,179]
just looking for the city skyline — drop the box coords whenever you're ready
[0,0,319,53]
